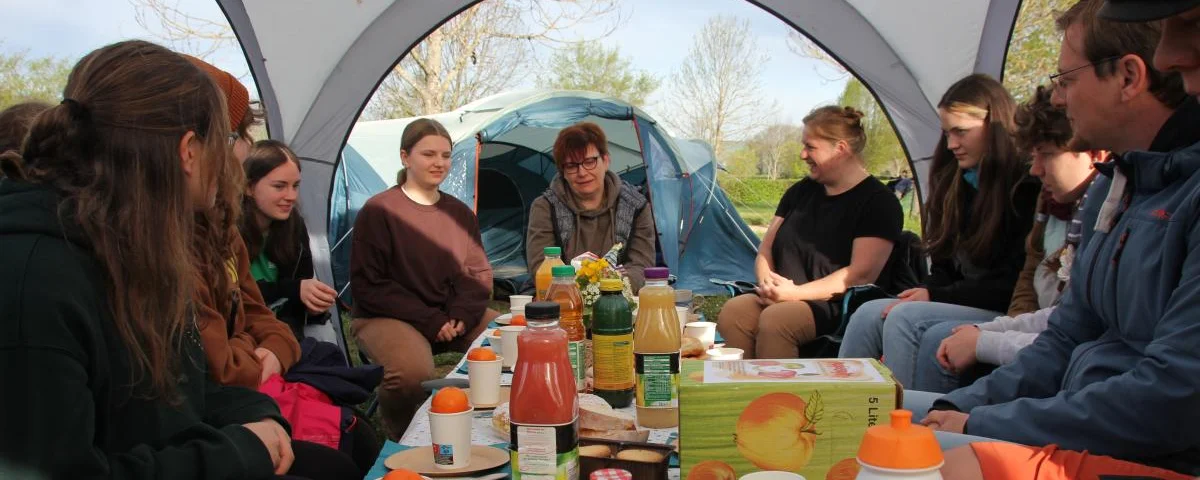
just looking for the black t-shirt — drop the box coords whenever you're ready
[770,176,903,331]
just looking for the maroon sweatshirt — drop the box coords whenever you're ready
[350,187,493,342]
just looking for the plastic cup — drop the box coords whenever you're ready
[684,321,717,348]
[706,347,744,360]
[739,472,806,480]
[428,406,474,469]
[509,304,525,323]
[509,295,533,310]
[499,325,525,369]
[467,356,503,406]
[675,306,689,334]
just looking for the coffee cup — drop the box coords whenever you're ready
[684,322,717,348]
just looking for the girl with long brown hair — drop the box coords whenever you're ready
[840,74,1039,377]
[239,140,337,340]
[0,40,293,479]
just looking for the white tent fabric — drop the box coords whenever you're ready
[215,0,1021,349]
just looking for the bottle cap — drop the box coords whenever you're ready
[644,267,670,279]
[857,409,943,470]
[543,246,562,256]
[599,278,624,292]
[551,265,576,277]
[525,301,560,320]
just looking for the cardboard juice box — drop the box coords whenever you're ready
[679,358,900,480]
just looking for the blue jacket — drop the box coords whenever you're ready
[941,107,1200,474]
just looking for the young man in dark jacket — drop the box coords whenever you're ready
[924,1,1200,478]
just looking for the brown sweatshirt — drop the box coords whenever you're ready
[196,234,301,389]
[351,187,493,343]
[526,171,657,290]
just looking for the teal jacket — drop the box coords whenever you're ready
[0,180,286,479]
[941,117,1200,474]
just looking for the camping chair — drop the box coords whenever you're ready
[800,231,927,358]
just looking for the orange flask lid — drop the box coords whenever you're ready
[857,409,943,470]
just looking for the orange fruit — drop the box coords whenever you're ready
[509,314,527,326]
[686,460,736,480]
[383,468,424,480]
[826,457,861,480]
[467,347,497,361]
[430,386,470,413]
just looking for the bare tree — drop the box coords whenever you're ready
[749,124,804,180]
[366,0,624,119]
[785,29,849,81]
[130,0,237,61]
[667,16,773,157]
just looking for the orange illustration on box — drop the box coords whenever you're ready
[703,359,877,383]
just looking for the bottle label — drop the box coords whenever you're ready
[635,352,680,408]
[568,340,586,391]
[593,333,634,390]
[509,419,580,480]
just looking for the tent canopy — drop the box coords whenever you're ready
[330,89,761,302]
[216,0,1021,348]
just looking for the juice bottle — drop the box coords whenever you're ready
[591,278,634,408]
[535,246,565,300]
[545,265,586,392]
[633,267,681,428]
[509,301,580,480]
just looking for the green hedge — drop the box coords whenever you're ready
[718,174,796,207]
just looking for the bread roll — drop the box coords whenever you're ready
[580,428,651,443]
[615,449,664,463]
[579,444,612,458]
[681,336,705,358]
[580,403,635,431]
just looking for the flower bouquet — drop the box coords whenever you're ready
[570,249,637,328]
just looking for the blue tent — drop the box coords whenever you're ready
[329,90,759,299]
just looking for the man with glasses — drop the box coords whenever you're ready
[929,1,1200,478]
[526,121,657,290]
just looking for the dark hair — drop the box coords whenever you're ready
[0,102,52,165]
[924,74,1028,265]
[240,139,305,268]
[1056,0,1189,109]
[397,117,452,184]
[802,105,868,155]
[552,121,610,171]
[237,100,265,141]
[1015,86,1074,151]
[0,40,230,402]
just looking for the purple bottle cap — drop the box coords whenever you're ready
[644,267,670,279]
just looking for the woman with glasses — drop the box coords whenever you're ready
[526,121,657,290]
[350,118,498,439]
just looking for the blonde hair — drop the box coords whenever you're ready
[802,106,868,155]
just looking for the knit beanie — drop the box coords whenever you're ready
[183,55,249,132]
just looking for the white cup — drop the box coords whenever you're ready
[739,472,806,480]
[509,295,533,310]
[684,322,717,348]
[509,304,525,321]
[467,356,503,407]
[675,306,689,334]
[429,406,474,469]
[706,347,744,360]
[488,330,504,356]
[499,325,525,369]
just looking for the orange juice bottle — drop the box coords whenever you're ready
[536,246,565,300]
[633,267,681,428]
[509,301,580,479]
[545,265,586,392]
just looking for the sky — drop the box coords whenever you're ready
[0,0,849,134]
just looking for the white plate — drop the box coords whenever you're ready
[493,313,512,326]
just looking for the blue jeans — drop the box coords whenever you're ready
[903,390,1003,450]
[838,300,1000,387]
[911,321,996,393]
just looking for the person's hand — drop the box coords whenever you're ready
[436,320,465,342]
[921,410,969,434]
[299,279,337,314]
[937,325,981,373]
[242,419,294,475]
[757,271,790,288]
[255,348,282,384]
[880,287,930,318]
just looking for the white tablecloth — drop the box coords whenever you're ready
[398,328,682,479]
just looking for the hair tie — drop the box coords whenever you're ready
[61,98,90,122]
